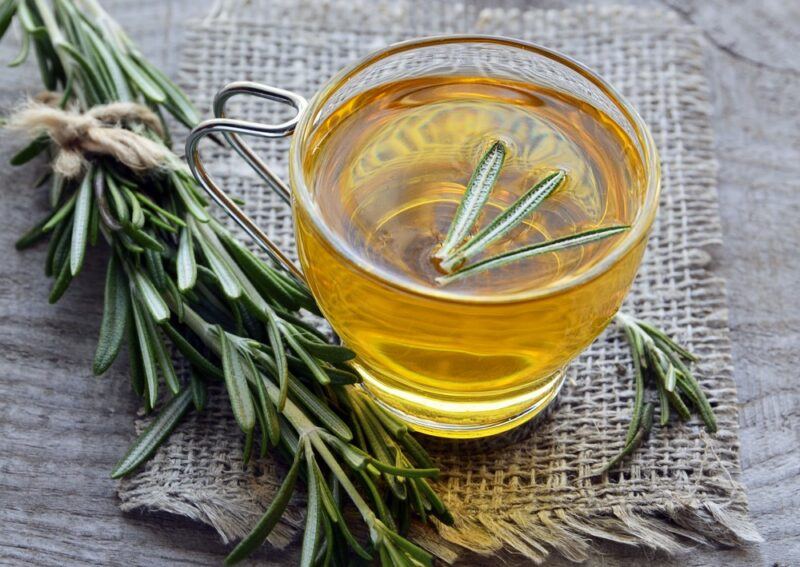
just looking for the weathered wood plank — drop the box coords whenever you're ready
[1,0,798,565]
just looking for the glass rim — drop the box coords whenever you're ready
[288,34,661,304]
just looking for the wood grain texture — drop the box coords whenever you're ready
[1,1,798,565]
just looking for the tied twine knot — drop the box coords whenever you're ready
[6,93,177,178]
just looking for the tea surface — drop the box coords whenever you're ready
[305,76,644,296]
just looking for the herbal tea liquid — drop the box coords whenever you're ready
[294,76,648,437]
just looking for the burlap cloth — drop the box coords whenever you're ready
[118,1,762,562]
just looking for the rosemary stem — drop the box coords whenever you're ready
[310,433,377,529]
[196,299,381,540]
[33,0,88,105]
[178,303,319,438]
[32,0,67,52]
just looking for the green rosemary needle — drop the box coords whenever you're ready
[435,139,506,261]
[436,225,629,285]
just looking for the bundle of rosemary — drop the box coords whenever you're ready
[1,0,718,564]
[2,0,450,564]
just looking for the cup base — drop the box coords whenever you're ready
[354,364,566,439]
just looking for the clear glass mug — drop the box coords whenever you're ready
[186,36,660,439]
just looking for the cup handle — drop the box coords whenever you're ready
[185,81,309,282]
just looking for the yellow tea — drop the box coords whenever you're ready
[294,75,648,437]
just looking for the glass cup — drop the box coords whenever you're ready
[187,36,660,439]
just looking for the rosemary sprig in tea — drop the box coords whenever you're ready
[435,139,505,261]
[439,167,568,273]
[435,140,625,280]
[3,1,450,564]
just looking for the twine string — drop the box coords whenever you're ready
[6,93,174,178]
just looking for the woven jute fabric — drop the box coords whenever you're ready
[118,2,761,562]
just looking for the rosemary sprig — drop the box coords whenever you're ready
[439,168,567,273]
[436,225,629,285]
[599,312,717,473]
[3,1,450,564]
[435,139,505,261]
[435,144,626,282]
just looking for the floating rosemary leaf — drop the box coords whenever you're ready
[437,225,628,285]
[435,140,506,261]
[439,169,566,272]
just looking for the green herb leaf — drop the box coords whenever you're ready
[111,387,192,478]
[286,378,352,442]
[416,478,454,525]
[103,171,128,220]
[292,332,356,364]
[48,255,73,303]
[121,220,164,252]
[44,217,68,277]
[111,43,166,102]
[300,447,323,567]
[176,226,197,291]
[10,134,49,166]
[9,27,31,67]
[385,530,434,567]
[368,458,439,479]
[600,402,655,474]
[127,305,145,397]
[135,192,186,227]
[621,326,645,444]
[262,305,288,411]
[43,191,77,232]
[224,446,304,565]
[78,19,132,101]
[59,40,111,101]
[436,140,506,261]
[123,185,145,227]
[0,0,17,42]
[132,269,169,323]
[93,254,129,375]
[162,322,223,380]
[244,353,280,447]
[148,321,180,396]
[218,326,256,433]
[172,172,210,222]
[130,295,159,407]
[281,324,331,386]
[189,370,207,412]
[144,248,166,290]
[15,214,52,250]
[438,225,628,285]
[191,219,242,299]
[132,53,200,126]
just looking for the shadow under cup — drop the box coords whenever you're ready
[289,36,660,439]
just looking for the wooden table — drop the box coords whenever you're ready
[1,1,797,565]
